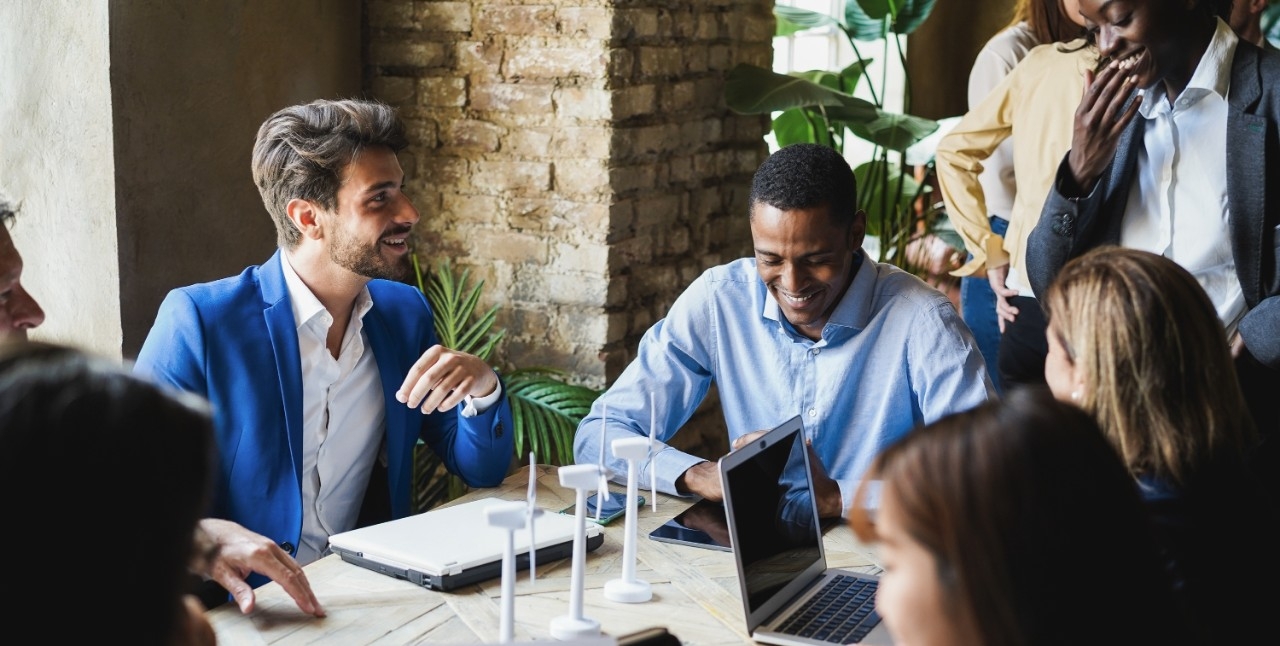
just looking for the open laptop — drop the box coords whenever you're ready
[328,497,604,592]
[719,415,893,646]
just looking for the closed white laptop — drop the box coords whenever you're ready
[328,497,603,591]
[719,415,893,646]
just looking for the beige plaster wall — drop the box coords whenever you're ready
[0,1,119,356]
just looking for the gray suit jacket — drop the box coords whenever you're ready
[1027,40,1280,368]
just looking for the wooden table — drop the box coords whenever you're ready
[208,465,884,644]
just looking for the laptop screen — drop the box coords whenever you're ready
[721,418,823,613]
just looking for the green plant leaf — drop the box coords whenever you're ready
[855,159,919,239]
[773,108,830,148]
[506,368,602,466]
[844,0,889,41]
[854,0,938,35]
[725,64,877,117]
[845,110,939,152]
[774,5,842,37]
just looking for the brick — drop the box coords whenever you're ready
[644,46,690,77]
[553,159,610,196]
[401,118,440,149]
[613,84,655,120]
[617,8,659,38]
[418,2,472,32]
[552,241,609,273]
[455,41,502,77]
[370,75,417,106]
[472,228,548,264]
[420,76,467,107]
[503,128,554,157]
[558,7,611,39]
[553,87,611,120]
[440,193,504,227]
[443,119,502,151]
[633,194,682,228]
[471,82,554,113]
[369,1,417,30]
[549,127,609,159]
[473,160,552,192]
[505,46,609,80]
[660,80,697,113]
[418,156,471,191]
[668,155,694,184]
[609,163,657,193]
[476,5,557,35]
[371,40,446,67]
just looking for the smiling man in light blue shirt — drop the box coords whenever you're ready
[574,143,994,520]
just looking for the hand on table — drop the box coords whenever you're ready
[730,431,843,518]
[396,345,498,413]
[196,518,324,617]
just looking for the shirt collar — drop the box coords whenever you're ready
[1139,17,1237,117]
[280,252,375,330]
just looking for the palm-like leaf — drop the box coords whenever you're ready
[408,255,602,511]
[506,368,602,466]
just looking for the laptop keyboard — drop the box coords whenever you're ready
[776,574,881,644]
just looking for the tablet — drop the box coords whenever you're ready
[647,498,732,551]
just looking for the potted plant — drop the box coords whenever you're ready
[724,0,960,274]
[409,254,603,511]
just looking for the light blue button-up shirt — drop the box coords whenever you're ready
[573,252,995,516]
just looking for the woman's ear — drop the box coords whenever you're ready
[286,198,323,240]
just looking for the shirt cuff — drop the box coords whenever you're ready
[461,378,503,418]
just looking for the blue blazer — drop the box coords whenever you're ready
[134,251,514,567]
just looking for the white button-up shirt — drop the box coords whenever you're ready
[1121,18,1244,338]
[281,255,386,565]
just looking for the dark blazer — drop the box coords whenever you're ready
[134,250,514,580]
[1027,39,1280,368]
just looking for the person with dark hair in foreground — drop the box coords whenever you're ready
[0,340,217,645]
[134,98,515,616]
[575,143,993,521]
[850,388,1195,646]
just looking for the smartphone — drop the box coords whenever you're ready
[559,491,645,526]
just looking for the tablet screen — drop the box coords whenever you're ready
[647,498,732,552]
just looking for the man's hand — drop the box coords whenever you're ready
[675,461,723,501]
[396,345,499,413]
[1066,61,1143,194]
[986,264,1020,332]
[804,440,843,518]
[730,431,842,518]
[196,518,324,617]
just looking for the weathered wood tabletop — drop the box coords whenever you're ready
[207,465,883,644]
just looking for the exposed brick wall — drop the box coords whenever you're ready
[365,1,772,452]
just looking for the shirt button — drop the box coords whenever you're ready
[811,348,820,356]
[808,408,816,417]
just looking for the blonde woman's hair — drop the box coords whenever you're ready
[1041,246,1255,485]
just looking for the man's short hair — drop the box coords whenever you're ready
[252,98,409,249]
[749,143,859,227]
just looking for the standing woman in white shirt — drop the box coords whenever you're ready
[956,0,1084,395]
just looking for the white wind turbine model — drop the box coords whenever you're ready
[603,435,657,602]
[484,455,545,643]
[549,462,607,640]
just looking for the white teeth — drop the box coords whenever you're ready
[781,292,814,304]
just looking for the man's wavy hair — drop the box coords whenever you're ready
[252,98,408,249]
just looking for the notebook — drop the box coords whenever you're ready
[328,497,604,592]
[719,415,893,646]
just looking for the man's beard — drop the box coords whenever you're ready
[329,226,411,281]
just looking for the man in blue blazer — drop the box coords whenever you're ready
[135,99,514,617]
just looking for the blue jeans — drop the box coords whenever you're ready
[959,216,1009,395]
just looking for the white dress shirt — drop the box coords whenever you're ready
[281,255,386,565]
[1121,18,1244,338]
